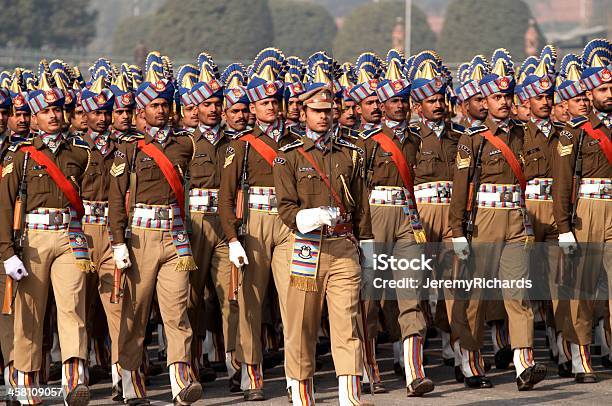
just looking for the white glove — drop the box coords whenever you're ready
[452,237,470,260]
[558,231,577,255]
[229,241,249,268]
[359,239,375,269]
[295,207,339,234]
[3,255,28,281]
[112,244,131,270]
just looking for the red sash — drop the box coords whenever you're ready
[21,146,85,217]
[581,122,612,165]
[371,132,415,198]
[137,140,186,220]
[480,130,527,192]
[241,134,277,166]
[297,147,347,213]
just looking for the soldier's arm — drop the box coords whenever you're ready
[0,151,24,261]
[552,128,579,234]
[273,151,299,231]
[218,140,244,241]
[349,148,373,240]
[108,143,133,244]
[448,133,474,238]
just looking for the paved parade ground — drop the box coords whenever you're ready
[49,330,612,405]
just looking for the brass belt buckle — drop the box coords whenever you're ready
[437,185,451,198]
[155,209,170,220]
[500,191,514,203]
[269,195,278,208]
[540,183,551,196]
[92,205,104,217]
[49,212,65,226]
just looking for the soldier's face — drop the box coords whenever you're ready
[566,95,591,117]
[34,106,64,134]
[356,96,381,124]
[304,106,332,133]
[285,98,302,121]
[484,93,513,120]
[8,110,31,135]
[588,83,612,113]
[71,106,89,131]
[528,94,553,119]
[332,98,340,121]
[553,102,571,122]
[198,97,222,126]
[418,93,447,121]
[223,103,249,131]
[181,104,199,128]
[0,108,8,133]
[144,99,170,127]
[382,97,409,122]
[339,100,357,128]
[465,94,487,121]
[113,109,133,131]
[86,109,112,133]
[250,98,279,124]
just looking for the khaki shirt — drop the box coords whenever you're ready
[188,126,231,189]
[0,136,90,260]
[81,132,120,202]
[412,121,464,185]
[522,120,562,181]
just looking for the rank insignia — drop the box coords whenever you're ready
[110,162,126,177]
[456,152,471,169]
[2,162,14,177]
[557,142,573,157]
[224,153,235,168]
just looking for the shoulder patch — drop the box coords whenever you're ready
[451,122,466,134]
[560,130,573,140]
[359,127,382,140]
[336,137,364,155]
[110,162,126,177]
[279,139,304,152]
[225,146,235,156]
[466,125,488,136]
[114,150,126,159]
[568,116,588,128]
[458,144,471,156]
[72,137,90,149]
[273,156,286,165]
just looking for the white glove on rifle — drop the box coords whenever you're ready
[452,237,470,261]
[112,244,131,270]
[558,231,577,255]
[359,239,375,269]
[295,206,339,234]
[229,241,249,268]
[4,255,28,281]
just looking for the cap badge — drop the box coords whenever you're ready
[14,94,25,108]
[65,93,73,104]
[498,77,510,90]
[44,90,58,103]
[95,93,107,105]
[264,83,277,96]
[153,80,166,92]
[601,68,611,82]
[293,83,303,93]
[232,88,242,97]
[121,93,133,105]
[539,77,551,90]
[392,80,403,91]
[368,79,378,91]
[210,80,220,91]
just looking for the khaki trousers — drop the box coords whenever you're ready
[118,227,192,370]
[0,266,14,364]
[14,230,88,372]
[236,209,291,365]
[567,198,612,345]
[83,223,122,363]
[285,237,363,380]
[187,212,237,353]
[367,205,425,341]
[459,207,534,350]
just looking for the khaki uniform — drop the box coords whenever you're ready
[0,135,90,390]
[273,134,372,382]
[553,113,612,353]
[218,126,297,388]
[186,126,237,368]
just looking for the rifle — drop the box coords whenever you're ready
[365,143,379,190]
[229,141,250,304]
[2,152,29,315]
[451,137,486,281]
[111,146,138,304]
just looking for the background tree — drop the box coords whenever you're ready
[332,0,436,63]
[0,0,97,49]
[270,0,337,58]
[437,0,546,62]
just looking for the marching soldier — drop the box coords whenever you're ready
[218,48,296,401]
[553,38,612,383]
[335,63,359,130]
[450,49,547,390]
[283,57,306,128]
[273,72,373,406]
[184,54,241,390]
[221,63,251,134]
[175,64,199,133]
[456,56,488,128]
[557,54,592,120]
[108,52,202,405]
[110,65,139,142]
[1,66,93,405]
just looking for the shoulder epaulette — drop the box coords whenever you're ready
[568,116,588,128]
[72,137,90,149]
[122,131,145,142]
[8,139,32,152]
[553,121,566,128]
[336,137,364,155]
[236,129,253,140]
[466,125,488,136]
[288,125,305,138]
[450,122,466,134]
[510,118,526,127]
[408,125,421,139]
[340,126,360,140]
[359,127,382,140]
[172,128,191,137]
[278,139,304,152]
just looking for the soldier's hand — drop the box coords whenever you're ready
[4,255,28,281]
[112,244,132,270]
[452,237,470,260]
[558,232,577,255]
[296,207,339,234]
[229,241,249,268]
